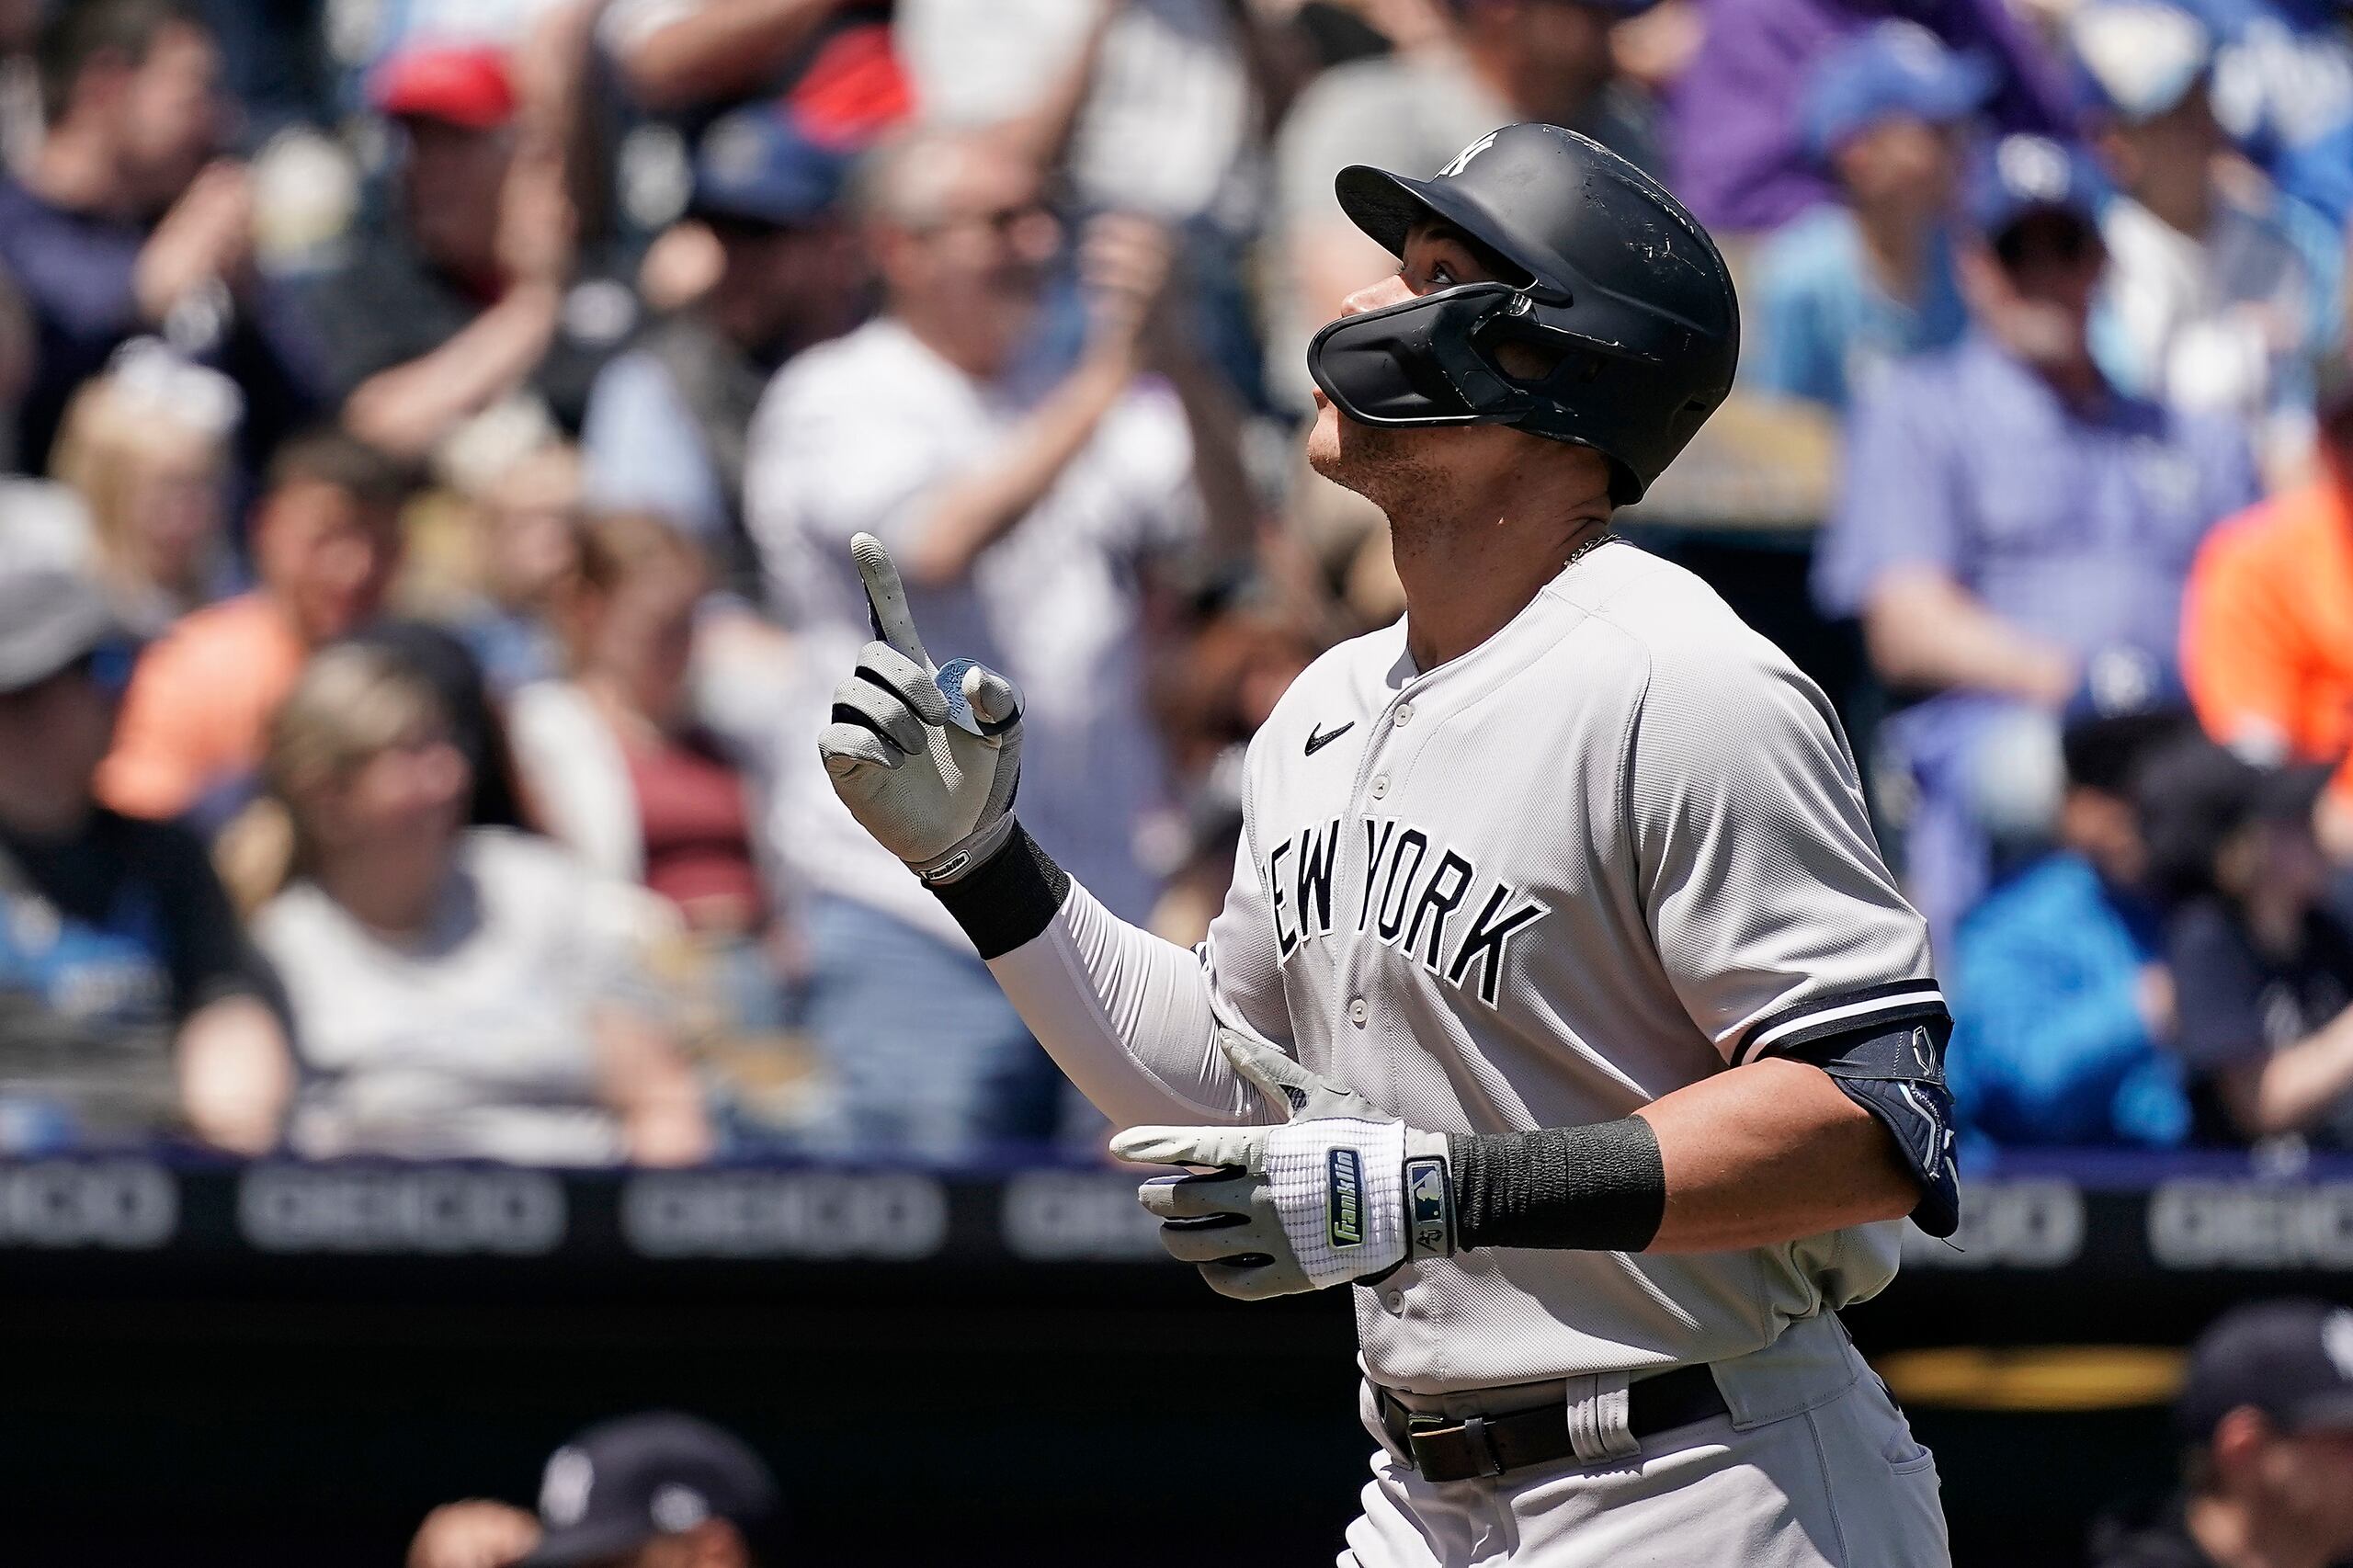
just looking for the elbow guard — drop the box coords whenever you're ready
[1790,1017,1961,1238]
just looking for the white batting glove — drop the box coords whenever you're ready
[818,533,1025,884]
[1109,1029,1456,1301]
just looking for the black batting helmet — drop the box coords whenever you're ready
[1307,122,1740,506]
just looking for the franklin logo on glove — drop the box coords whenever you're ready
[1328,1148,1366,1249]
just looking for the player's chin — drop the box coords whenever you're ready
[1303,397,1353,483]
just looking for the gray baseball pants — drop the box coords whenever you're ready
[1342,1313,1950,1567]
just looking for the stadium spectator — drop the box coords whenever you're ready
[2092,1300,2353,1568]
[2175,0,2353,234]
[1947,710,2193,1149]
[2182,363,2353,860]
[2072,0,2342,480]
[1666,0,2075,234]
[1266,0,1661,407]
[46,340,237,633]
[745,129,1236,1160]
[599,0,904,135]
[579,105,859,594]
[2136,732,2353,1149]
[1815,134,2259,947]
[311,41,635,460]
[512,513,769,948]
[0,567,289,1155]
[97,427,412,827]
[0,0,325,482]
[455,441,585,699]
[408,1411,782,1568]
[244,642,710,1166]
[1749,21,1987,411]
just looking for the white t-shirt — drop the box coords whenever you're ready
[745,316,1200,945]
[256,830,665,1165]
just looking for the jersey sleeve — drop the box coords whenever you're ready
[1627,635,1944,1067]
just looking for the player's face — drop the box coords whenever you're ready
[1307,222,1555,510]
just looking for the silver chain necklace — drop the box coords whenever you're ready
[1563,530,1620,573]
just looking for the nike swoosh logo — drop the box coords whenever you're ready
[1304,722,1355,756]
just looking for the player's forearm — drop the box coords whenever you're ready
[939,824,1260,1127]
[1450,1060,1917,1256]
[1862,569,2076,705]
[1638,1058,1920,1250]
[903,354,1135,588]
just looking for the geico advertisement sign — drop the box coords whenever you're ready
[239,1165,565,1255]
[2148,1181,2353,1268]
[1898,1179,2084,1269]
[998,1170,1165,1261]
[621,1170,948,1259]
[0,1160,175,1248]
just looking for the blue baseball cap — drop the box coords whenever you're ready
[689,106,848,230]
[2068,0,2213,124]
[1965,133,2109,239]
[1802,20,1997,159]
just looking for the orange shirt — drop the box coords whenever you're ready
[2181,480,2353,803]
[97,593,307,821]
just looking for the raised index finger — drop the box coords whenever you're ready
[852,532,931,669]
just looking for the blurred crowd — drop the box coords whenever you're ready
[5,0,2353,1170]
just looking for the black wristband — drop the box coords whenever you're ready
[926,822,1072,960]
[1449,1119,1666,1253]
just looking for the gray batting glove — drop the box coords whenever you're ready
[1108,1029,1456,1301]
[818,533,1024,884]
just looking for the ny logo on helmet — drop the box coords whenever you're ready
[1438,131,1501,179]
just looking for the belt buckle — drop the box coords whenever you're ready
[1404,1412,1505,1480]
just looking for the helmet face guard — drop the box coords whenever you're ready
[1306,282,1537,428]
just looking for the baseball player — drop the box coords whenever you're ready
[820,122,1956,1566]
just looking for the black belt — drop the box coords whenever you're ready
[1375,1364,1729,1483]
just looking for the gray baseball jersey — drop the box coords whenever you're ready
[990,540,1941,1393]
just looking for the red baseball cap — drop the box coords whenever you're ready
[370,44,517,131]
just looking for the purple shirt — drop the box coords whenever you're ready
[1668,0,2076,233]
[1816,332,2257,673]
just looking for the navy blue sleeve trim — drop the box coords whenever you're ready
[1732,979,1949,1064]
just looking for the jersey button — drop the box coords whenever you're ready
[1347,997,1369,1028]
[1382,1289,1406,1314]
[1392,703,1414,727]
[1370,775,1389,801]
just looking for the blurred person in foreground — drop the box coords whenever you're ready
[1749,22,1987,413]
[579,105,860,597]
[312,42,635,461]
[2136,732,2353,1149]
[97,426,413,828]
[0,0,325,480]
[1813,134,2258,950]
[745,129,1246,1160]
[44,340,238,633]
[2071,0,2342,482]
[2092,1299,2353,1568]
[1666,0,2075,235]
[1267,0,1661,407]
[2182,368,2353,863]
[239,642,710,1166]
[510,514,779,1032]
[408,1412,780,1568]
[1946,709,2193,1149]
[0,567,287,1155]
